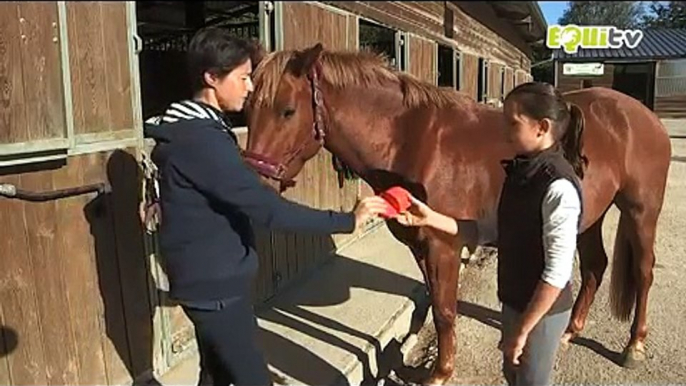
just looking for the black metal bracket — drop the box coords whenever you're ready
[0,182,110,202]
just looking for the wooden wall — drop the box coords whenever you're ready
[653,59,686,119]
[556,62,616,94]
[282,2,356,51]
[488,62,504,101]
[319,2,534,104]
[654,95,686,119]
[460,53,479,100]
[67,3,134,137]
[0,0,137,149]
[515,69,533,88]
[503,66,515,96]
[0,150,151,386]
[324,1,532,71]
[408,34,437,84]
[0,2,152,385]
[0,2,66,147]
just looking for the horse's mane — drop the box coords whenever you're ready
[251,48,473,109]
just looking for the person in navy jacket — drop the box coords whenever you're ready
[144,27,388,385]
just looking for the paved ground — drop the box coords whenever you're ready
[388,137,686,385]
[662,119,686,138]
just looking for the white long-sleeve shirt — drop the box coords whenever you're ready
[540,179,581,288]
[477,178,581,289]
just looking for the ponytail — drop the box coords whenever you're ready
[504,82,590,179]
[561,103,588,179]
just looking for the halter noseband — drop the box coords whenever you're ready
[242,61,326,188]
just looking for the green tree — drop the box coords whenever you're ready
[641,1,686,28]
[558,1,645,29]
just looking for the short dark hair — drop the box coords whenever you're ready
[187,27,257,93]
[504,82,589,178]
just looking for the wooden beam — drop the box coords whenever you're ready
[443,1,454,39]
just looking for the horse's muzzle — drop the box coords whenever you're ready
[242,151,297,189]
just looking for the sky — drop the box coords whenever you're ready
[537,1,667,26]
[538,1,569,25]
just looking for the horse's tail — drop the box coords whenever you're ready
[609,213,636,321]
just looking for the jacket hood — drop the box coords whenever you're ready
[144,100,237,168]
[144,100,233,143]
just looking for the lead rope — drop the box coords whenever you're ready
[139,139,162,234]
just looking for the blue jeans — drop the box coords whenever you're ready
[500,304,571,386]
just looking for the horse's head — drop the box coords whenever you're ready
[243,43,327,191]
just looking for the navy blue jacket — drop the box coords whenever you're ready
[144,100,355,302]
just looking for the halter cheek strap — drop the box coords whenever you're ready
[242,60,327,186]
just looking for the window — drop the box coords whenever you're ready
[137,1,266,128]
[477,58,489,102]
[359,19,400,70]
[396,31,407,72]
[437,44,455,87]
[455,51,462,90]
[500,67,505,100]
[655,59,686,97]
[512,71,516,90]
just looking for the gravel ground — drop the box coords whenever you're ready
[388,138,686,385]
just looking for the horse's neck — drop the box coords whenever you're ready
[322,82,512,200]
[323,84,406,176]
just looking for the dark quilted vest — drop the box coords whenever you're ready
[497,145,583,315]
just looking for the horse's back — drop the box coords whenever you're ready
[424,87,670,225]
[560,87,671,227]
[563,87,669,141]
[562,87,671,164]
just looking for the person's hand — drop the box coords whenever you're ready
[395,195,435,227]
[353,196,391,229]
[500,330,528,366]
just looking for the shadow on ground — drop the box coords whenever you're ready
[257,247,426,385]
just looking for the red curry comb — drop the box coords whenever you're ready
[379,186,411,218]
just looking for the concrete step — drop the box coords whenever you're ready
[663,118,686,138]
[158,224,428,386]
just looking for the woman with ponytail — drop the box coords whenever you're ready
[394,82,586,386]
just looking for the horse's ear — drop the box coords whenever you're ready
[249,38,267,69]
[293,43,324,77]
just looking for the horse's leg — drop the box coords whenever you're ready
[623,210,660,368]
[561,212,609,345]
[416,252,431,292]
[611,189,664,368]
[423,231,461,385]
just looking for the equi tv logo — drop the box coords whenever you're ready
[547,25,644,54]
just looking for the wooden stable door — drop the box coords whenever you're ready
[0,2,155,385]
[407,34,437,84]
[270,1,363,292]
[460,53,480,101]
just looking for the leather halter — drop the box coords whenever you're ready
[242,61,326,188]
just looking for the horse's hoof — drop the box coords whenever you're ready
[622,345,647,369]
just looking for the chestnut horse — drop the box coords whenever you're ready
[242,43,671,384]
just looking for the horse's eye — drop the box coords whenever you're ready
[283,108,295,118]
